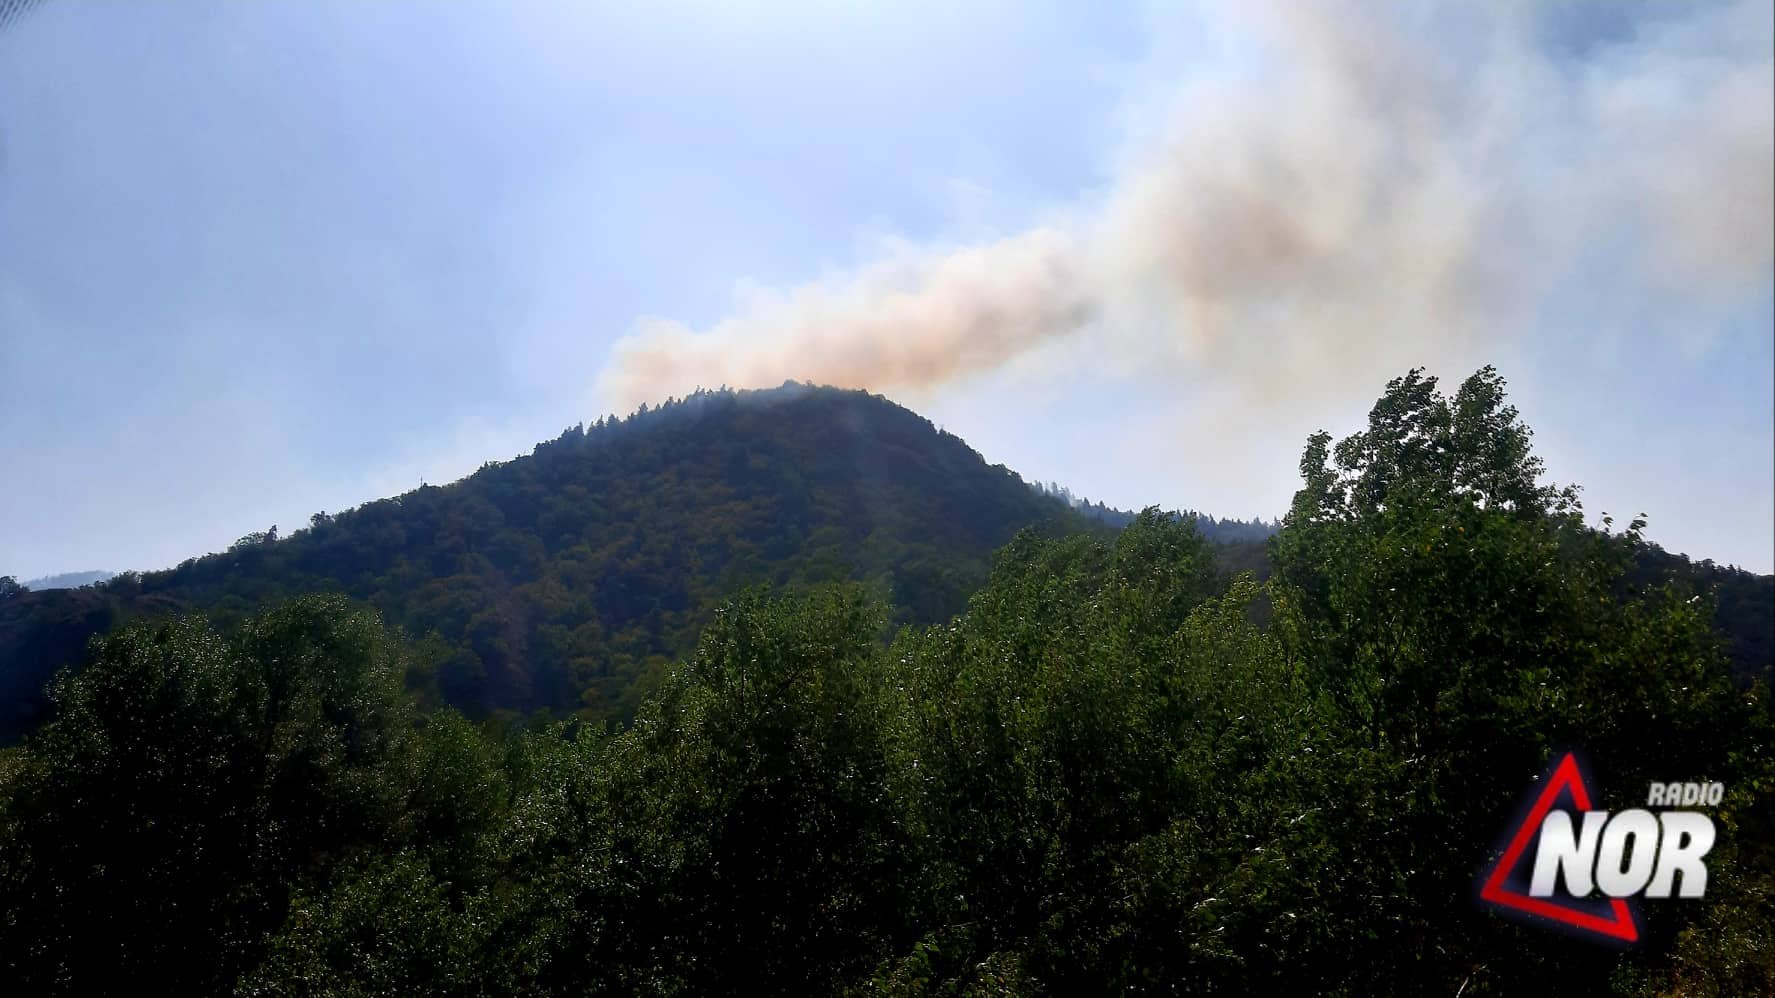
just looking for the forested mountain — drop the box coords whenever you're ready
[2,367,1768,995]
[1,385,1102,741]
[19,570,114,591]
[1030,481,1280,541]
[3,382,1771,749]
[1040,485,1775,682]
[1627,544,1774,682]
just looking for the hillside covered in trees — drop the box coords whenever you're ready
[5,380,1769,749]
[1029,481,1280,542]
[1,385,1104,742]
[1,367,1768,995]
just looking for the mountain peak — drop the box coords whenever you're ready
[2,390,1084,738]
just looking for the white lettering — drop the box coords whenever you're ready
[1530,811,1608,897]
[1595,809,1660,897]
[1644,812,1714,898]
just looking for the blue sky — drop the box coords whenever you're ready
[2,1,1771,579]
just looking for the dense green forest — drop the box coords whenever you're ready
[0,367,1769,995]
[2,382,1767,750]
[0,385,1286,746]
[1,385,1101,742]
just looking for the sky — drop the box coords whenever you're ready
[1,0,1771,580]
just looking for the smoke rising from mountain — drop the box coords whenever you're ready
[599,0,1774,409]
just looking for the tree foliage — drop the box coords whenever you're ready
[0,369,1769,995]
[0,385,1093,743]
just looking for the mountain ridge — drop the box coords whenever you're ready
[19,571,115,591]
[2,384,1103,739]
[2,382,1767,747]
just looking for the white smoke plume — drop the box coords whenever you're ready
[598,0,1774,410]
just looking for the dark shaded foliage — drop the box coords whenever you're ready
[1,369,1769,995]
[1625,544,1775,685]
[1,385,1086,742]
[9,384,1761,751]
[0,585,186,742]
[0,596,498,993]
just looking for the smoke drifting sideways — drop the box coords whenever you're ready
[598,0,1774,411]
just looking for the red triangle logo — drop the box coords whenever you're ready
[1479,752,1638,942]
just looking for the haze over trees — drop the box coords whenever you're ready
[3,382,1768,751]
[1030,480,1279,542]
[0,386,1096,742]
[17,571,115,592]
[0,367,1768,995]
